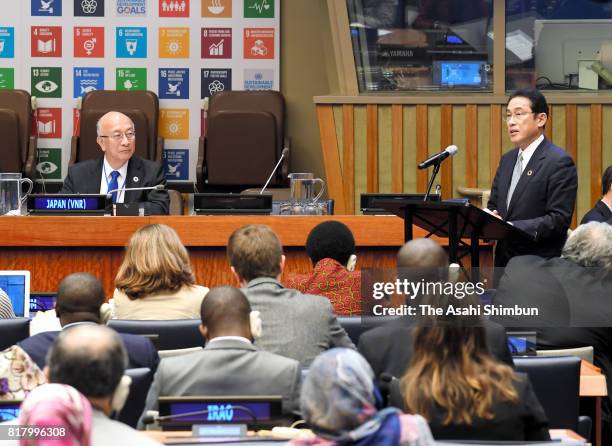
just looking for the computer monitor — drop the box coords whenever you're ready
[157,396,283,431]
[535,19,612,86]
[433,60,490,88]
[28,292,56,318]
[0,271,30,318]
[506,331,537,356]
[0,400,21,422]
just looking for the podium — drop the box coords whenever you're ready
[373,198,534,267]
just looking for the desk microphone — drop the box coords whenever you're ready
[260,147,289,195]
[141,405,257,426]
[107,184,166,195]
[418,145,458,170]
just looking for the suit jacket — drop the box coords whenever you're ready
[488,138,577,266]
[243,278,355,368]
[60,156,169,215]
[358,317,513,379]
[581,200,612,225]
[388,373,550,442]
[17,322,159,372]
[139,338,301,427]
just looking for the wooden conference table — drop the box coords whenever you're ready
[0,215,494,296]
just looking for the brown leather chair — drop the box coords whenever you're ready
[0,90,36,179]
[197,91,290,189]
[70,90,162,165]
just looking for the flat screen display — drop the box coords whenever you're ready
[440,62,483,86]
[0,271,30,317]
[0,402,21,422]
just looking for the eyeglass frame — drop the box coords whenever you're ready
[503,111,538,123]
[98,131,136,142]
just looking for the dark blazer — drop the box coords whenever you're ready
[581,200,612,225]
[357,317,513,379]
[18,323,160,372]
[60,156,169,215]
[488,138,577,266]
[389,373,550,442]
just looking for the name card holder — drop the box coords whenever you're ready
[27,194,111,215]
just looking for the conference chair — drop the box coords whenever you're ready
[0,90,36,179]
[338,316,400,345]
[0,318,30,350]
[70,90,162,165]
[118,367,153,428]
[197,90,290,190]
[108,319,205,350]
[513,356,582,431]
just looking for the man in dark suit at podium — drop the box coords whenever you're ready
[60,111,169,215]
[487,89,577,266]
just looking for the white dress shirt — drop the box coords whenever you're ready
[100,157,128,203]
[517,133,544,173]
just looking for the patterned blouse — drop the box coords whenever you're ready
[285,258,362,316]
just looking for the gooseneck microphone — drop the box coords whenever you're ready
[418,145,458,170]
[141,405,257,426]
[106,184,166,195]
[260,147,290,195]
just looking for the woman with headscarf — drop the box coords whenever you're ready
[290,348,434,446]
[18,383,92,446]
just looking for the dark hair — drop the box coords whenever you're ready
[56,273,104,317]
[201,286,251,333]
[306,221,356,265]
[602,165,612,196]
[507,88,549,117]
[227,225,282,281]
[47,325,127,399]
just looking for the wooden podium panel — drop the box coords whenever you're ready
[0,215,491,297]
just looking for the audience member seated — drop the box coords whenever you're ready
[15,384,93,445]
[358,238,512,380]
[286,221,361,316]
[0,288,15,319]
[227,224,355,368]
[113,224,209,320]
[18,273,159,372]
[0,345,46,400]
[45,324,161,445]
[289,348,434,446]
[581,165,612,224]
[495,222,612,441]
[397,293,550,442]
[140,286,301,427]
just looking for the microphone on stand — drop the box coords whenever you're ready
[106,184,165,216]
[260,147,289,195]
[106,184,166,196]
[418,145,458,170]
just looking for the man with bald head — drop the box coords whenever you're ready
[139,286,301,427]
[43,325,161,445]
[358,238,513,379]
[18,272,158,372]
[61,111,169,215]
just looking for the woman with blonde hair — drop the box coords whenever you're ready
[112,224,208,319]
[398,294,550,441]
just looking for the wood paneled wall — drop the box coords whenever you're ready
[317,102,612,225]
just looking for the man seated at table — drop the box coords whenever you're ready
[61,111,169,215]
[139,286,301,427]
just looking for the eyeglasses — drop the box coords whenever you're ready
[99,131,136,141]
[504,111,536,123]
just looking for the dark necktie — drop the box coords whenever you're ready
[108,170,120,203]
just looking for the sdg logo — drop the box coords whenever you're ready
[74,67,104,98]
[36,108,62,139]
[201,68,231,98]
[31,0,62,16]
[163,149,188,180]
[244,0,274,18]
[116,68,147,91]
[74,27,104,58]
[0,69,14,90]
[0,28,15,59]
[116,0,146,16]
[31,67,62,98]
[159,68,189,99]
[75,0,104,16]
[116,27,147,58]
